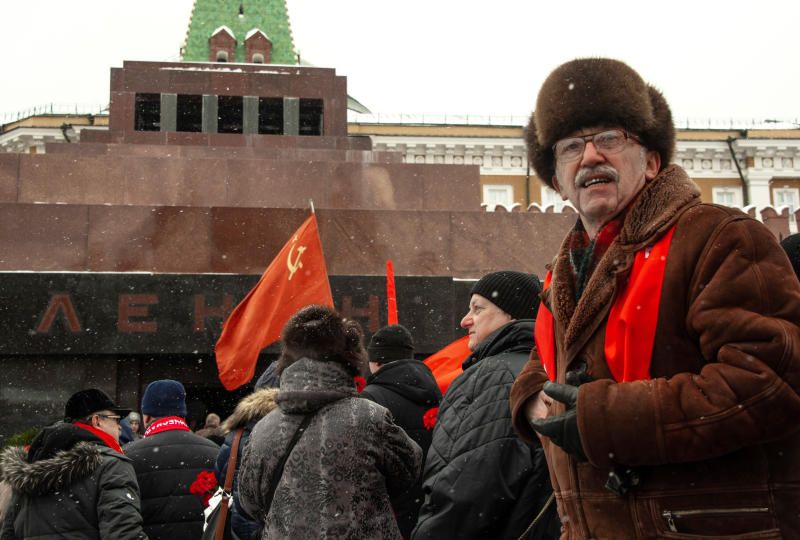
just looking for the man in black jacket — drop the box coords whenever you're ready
[361,324,442,537]
[1,388,147,539]
[412,271,558,540]
[125,379,219,540]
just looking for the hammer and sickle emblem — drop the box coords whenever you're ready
[286,236,307,281]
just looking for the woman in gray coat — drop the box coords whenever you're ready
[238,305,422,540]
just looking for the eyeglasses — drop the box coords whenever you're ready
[95,414,122,424]
[553,129,641,163]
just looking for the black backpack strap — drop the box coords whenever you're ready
[264,413,314,511]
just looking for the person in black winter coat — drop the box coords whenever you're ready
[0,388,147,540]
[412,271,559,540]
[214,386,280,540]
[124,379,219,540]
[360,324,441,538]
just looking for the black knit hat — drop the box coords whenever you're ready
[470,271,541,320]
[526,58,675,189]
[64,388,130,422]
[368,324,414,364]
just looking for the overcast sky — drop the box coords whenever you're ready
[2,0,798,125]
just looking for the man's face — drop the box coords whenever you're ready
[93,410,122,441]
[130,419,140,433]
[460,294,512,351]
[553,127,660,236]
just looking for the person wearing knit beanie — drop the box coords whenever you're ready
[140,379,187,418]
[462,270,540,351]
[367,324,414,367]
[413,270,557,539]
[362,324,441,538]
[126,378,220,539]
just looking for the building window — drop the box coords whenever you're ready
[712,187,743,207]
[482,185,514,208]
[541,186,571,211]
[176,94,203,132]
[216,50,229,62]
[134,93,160,131]
[774,187,799,233]
[258,97,283,134]
[217,96,244,134]
[252,53,265,64]
[774,187,799,211]
[299,99,323,136]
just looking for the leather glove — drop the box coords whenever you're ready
[529,381,587,462]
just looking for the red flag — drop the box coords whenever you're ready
[215,214,333,390]
[423,335,471,395]
[386,260,398,325]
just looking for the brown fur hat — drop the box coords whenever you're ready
[277,305,367,377]
[526,58,675,189]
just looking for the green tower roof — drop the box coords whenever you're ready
[181,0,296,64]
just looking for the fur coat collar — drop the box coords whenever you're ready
[1,442,105,496]
[548,165,701,357]
[222,388,279,432]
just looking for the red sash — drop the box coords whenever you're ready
[535,225,676,382]
[144,416,191,437]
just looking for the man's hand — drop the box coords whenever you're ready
[529,381,587,461]
[524,390,551,423]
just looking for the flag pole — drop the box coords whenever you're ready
[309,199,315,214]
[386,260,398,325]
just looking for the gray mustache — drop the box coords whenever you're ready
[576,165,619,188]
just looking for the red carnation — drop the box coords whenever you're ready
[189,470,218,506]
[423,407,439,430]
[354,375,366,393]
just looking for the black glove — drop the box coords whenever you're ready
[529,381,587,462]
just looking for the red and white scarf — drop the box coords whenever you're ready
[144,416,191,438]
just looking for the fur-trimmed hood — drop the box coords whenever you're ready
[1,442,104,496]
[222,388,279,431]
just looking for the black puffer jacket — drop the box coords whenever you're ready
[124,428,219,540]
[412,320,558,540]
[361,359,441,538]
[0,423,147,540]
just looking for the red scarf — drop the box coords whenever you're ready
[144,416,191,438]
[74,422,124,454]
[535,225,676,382]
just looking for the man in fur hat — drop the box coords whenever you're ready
[510,58,800,538]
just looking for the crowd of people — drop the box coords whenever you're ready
[2,57,800,539]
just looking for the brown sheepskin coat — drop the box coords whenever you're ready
[510,165,800,539]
